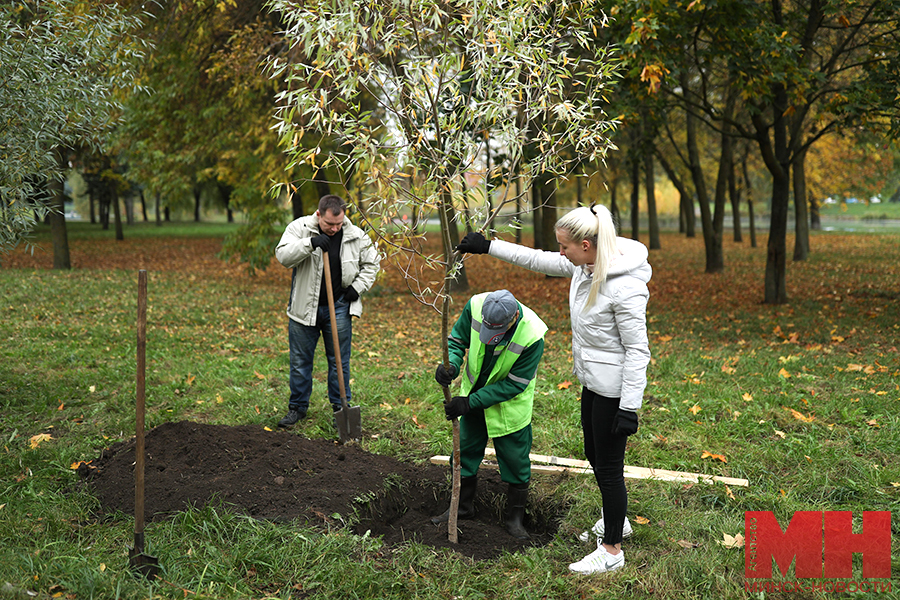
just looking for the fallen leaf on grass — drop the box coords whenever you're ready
[688,404,702,415]
[69,460,92,470]
[380,402,393,410]
[701,451,727,463]
[775,430,786,438]
[263,426,272,431]
[866,419,879,428]
[784,407,815,422]
[890,482,900,487]
[412,415,426,429]
[30,434,52,449]
[676,539,700,549]
[742,393,753,402]
[186,374,196,386]
[57,402,64,411]
[253,371,265,380]
[725,485,736,500]
[718,533,745,548]
[557,380,572,390]
[634,516,650,525]
[778,368,791,379]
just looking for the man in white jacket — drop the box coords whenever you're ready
[274,195,380,427]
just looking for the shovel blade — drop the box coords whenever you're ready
[128,548,160,580]
[335,405,362,443]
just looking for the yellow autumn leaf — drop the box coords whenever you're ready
[186,374,195,386]
[742,393,753,402]
[778,368,791,378]
[775,430,786,438]
[216,394,224,404]
[785,407,814,422]
[725,486,736,500]
[866,419,879,427]
[718,532,745,548]
[634,515,650,525]
[263,426,273,431]
[30,434,52,449]
[380,402,393,410]
[557,380,572,390]
[688,404,702,415]
[657,335,673,343]
[254,371,265,380]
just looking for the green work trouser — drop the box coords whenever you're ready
[459,408,532,485]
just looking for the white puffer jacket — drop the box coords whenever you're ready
[489,237,651,411]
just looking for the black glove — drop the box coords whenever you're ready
[611,409,639,436]
[434,363,458,386]
[341,286,359,303]
[310,233,331,252]
[455,232,491,255]
[444,395,470,420]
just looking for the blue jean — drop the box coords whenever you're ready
[288,299,352,412]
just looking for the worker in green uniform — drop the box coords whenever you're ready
[431,289,547,540]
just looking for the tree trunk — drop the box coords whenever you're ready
[809,194,821,231]
[756,80,791,304]
[125,193,134,225]
[313,168,331,200]
[441,188,468,293]
[113,189,124,241]
[741,154,757,248]
[49,149,71,269]
[729,161,742,242]
[531,181,542,250]
[609,174,620,232]
[514,175,523,245]
[140,189,149,222]
[656,150,694,238]
[292,188,304,220]
[539,177,557,251]
[644,150,660,250]
[155,193,162,226]
[89,192,96,224]
[792,146,810,261]
[630,156,640,241]
[193,186,202,222]
[683,72,718,273]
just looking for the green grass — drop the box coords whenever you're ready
[1,225,899,599]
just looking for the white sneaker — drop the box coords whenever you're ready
[577,512,633,543]
[568,545,625,574]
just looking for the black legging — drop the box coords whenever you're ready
[581,387,629,545]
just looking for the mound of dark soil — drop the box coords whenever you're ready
[78,421,558,560]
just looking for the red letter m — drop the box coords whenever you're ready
[746,511,822,578]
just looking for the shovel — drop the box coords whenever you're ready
[322,251,362,443]
[129,270,160,580]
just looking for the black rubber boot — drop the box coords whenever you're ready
[505,482,530,540]
[430,475,477,524]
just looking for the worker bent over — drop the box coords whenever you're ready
[431,289,547,540]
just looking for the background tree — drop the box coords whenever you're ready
[0,0,145,258]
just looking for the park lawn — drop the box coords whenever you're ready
[0,225,898,599]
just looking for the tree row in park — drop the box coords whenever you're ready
[3,0,899,303]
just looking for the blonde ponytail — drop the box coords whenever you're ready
[555,204,618,309]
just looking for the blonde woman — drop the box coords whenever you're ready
[456,204,651,574]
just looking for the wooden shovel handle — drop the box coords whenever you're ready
[135,270,147,538]
[322,251,349,411]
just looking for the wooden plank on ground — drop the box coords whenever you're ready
[430,450,749,488]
